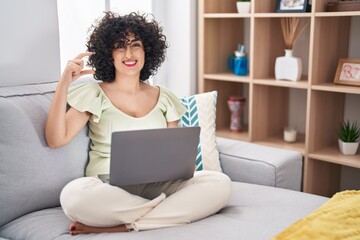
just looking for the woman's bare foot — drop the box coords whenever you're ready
[69,222,130,235]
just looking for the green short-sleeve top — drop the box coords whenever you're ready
[67,82,186,176]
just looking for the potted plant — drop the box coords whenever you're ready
[237,0,251,14]
[338,120,360,155]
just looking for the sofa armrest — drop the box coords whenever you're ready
[217,137,302,191]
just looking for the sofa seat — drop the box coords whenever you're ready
[0,182,327,240]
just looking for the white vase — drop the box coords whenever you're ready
[236,2,251,13]
[275,49,302,81]
[338,139,359,155]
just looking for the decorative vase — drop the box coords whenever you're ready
[227,96,246,132]
[275,49,302,81]
[338,139,359,155]
[236,2,251,14]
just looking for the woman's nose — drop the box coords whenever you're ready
[125,46,132,58]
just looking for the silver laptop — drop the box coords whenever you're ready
[99,127,200,187]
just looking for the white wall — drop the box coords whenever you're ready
[0,0,61,86]
[109,0,152,15]
[57,0,105,72]
[152,0,197,97]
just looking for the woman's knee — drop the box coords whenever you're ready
[60,177,101,212]
[212,172,232,199]
[195,171,232,199]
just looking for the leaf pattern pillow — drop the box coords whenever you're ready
[179,91,221,172]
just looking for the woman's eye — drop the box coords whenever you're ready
[132,42,141,47]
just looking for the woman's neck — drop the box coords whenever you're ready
[111,73,142,93]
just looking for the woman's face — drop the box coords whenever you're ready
[112,35,145,78]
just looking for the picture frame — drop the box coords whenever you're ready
[334,58,360,87]
[275,0,308,13]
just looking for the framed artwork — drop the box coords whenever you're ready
[275,0,308,13]
[334,58,360,87]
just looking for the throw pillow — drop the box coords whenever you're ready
[179,91,222,172]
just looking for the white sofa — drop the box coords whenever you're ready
[0,81,328,240]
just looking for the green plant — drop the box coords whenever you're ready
[338,120,360,142]
[237,0,250,2]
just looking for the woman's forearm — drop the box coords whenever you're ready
[45,79,71,148]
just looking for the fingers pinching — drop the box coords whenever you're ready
[79,69,95,77]
[74,52,94,60]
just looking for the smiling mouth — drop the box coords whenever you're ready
[123,60,137,67]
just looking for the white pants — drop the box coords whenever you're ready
[60,170,232,231]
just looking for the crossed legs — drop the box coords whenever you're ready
[60,170,232,234]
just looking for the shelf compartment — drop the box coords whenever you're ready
[311,16,351,85]
[309,146,360,169]
[204,80,249,135]
[253,17,311,80]
[305,146,360,197]
[203,0,238,14]
[308,91,346,152]
[303,158,341,197]
[203,18,249,74]
[308,91,360,154]
[314,0,336,13]
[254,79,309,89]
[204,73,250,83]
[254,0,277,13]
[252,85,307,144]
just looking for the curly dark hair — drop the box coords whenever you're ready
[86,11,168,82]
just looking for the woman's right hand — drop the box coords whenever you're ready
[60,52,94,85]
[46,52,94,148]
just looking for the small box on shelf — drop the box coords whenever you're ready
[327,0,360,12]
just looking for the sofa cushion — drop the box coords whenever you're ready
[0,182,328,240]
[0,82,90,227]
[217,137,302,191]
[179,91,221,172]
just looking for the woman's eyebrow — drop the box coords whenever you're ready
[129,39,142,43]
[124,38,141,45]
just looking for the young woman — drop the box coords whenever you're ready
[45,12,231,235]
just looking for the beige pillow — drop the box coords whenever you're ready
[179,91,222,172]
